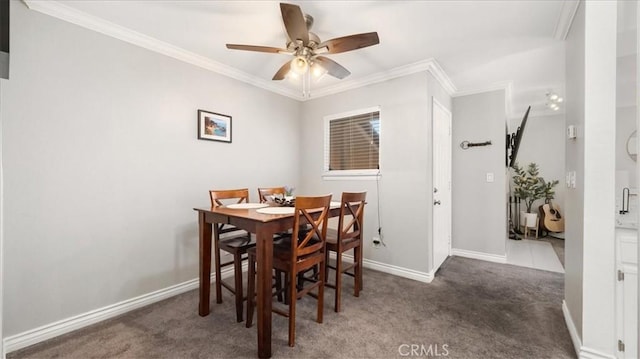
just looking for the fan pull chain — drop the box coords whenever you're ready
[302,70,311,98]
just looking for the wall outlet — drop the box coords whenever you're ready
[372,237,381,248]
[570,171,576,188]
[486,172,494,183]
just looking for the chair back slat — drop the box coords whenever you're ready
[209,188,250,207]
[257,187,286,203]
[290,194,332,259]
[337,192,367,246]
[209,189,250,234]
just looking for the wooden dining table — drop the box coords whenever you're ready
[194,203,340,358]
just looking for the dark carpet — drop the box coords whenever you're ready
[8,256,575,358]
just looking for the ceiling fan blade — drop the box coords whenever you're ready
[272,61,291,80]
[319,32,380,54]
[226,44,289,54]
[314,56,350,79]
[280,3,309,45]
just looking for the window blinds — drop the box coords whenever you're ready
[328,111,380,171]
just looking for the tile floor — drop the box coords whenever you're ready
[506,238,565,273]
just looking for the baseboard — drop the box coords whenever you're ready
[329,253,434,283]
[580,348,617,359]
[5,254,434,354]
[562,300,616,359]
[3,263,244,355]
[563,300,582,358]
[450,248,507,264]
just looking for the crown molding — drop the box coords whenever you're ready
[426,59,457,96]
[23,1,459,102]
[452,81,513,98]
[308,58,456,100]
[553,0,580,40]
[23,0,305,101]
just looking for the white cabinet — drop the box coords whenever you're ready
[616,228,638,359]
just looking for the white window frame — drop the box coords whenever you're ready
[322,106,381,180]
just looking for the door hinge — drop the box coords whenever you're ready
[618,339,625,352]
[618,270,625,281]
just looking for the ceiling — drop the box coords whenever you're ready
[27,0,576,118]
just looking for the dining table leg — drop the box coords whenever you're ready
[256,226,273,358]
[198,211,212,316]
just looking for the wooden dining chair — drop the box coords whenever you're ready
[257,186,290,302]
[209,188,255,322]
[245,194,332,347]
[258,186,319,304]
[257,187,286,203]
[325,191,366,312]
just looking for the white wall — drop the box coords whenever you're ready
[581,2,617,354]
[510,114,566,214]
[617,106,637,213]
[617,106,637,183]
[451,90,507,257]
[564,0,586,340]
[616,7,638,210]
[564,0,617,355]
[2,2,300,336]
[298,71,451,275]
[616,2,640,356]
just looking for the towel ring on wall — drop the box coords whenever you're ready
[626,130,637,162]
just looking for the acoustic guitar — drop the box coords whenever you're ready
[539,201,565,233]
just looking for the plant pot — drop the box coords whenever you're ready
[520,211,538,229]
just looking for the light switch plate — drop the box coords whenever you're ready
[486,173,494,182]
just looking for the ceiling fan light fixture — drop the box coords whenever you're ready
[311,63,327,78]
[290,56,309,75]
[225,3,379,86]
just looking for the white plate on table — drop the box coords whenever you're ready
[330,201,342,208]
[227,203,269,209]
[256,207,295,215]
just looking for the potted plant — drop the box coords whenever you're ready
[541,180,560,204]
[512,162,559,230]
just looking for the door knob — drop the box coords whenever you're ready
[434,187,438,193]
[434,200,441,205]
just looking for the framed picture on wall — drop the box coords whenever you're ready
[198,110,232,143]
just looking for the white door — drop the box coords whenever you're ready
[432,98,452,272]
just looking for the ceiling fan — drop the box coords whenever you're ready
[226,3,380,81]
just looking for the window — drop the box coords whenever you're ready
[323,107,380,179]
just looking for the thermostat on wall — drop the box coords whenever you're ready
[567,125,577,139]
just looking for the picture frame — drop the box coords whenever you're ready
[198,110,232,143]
